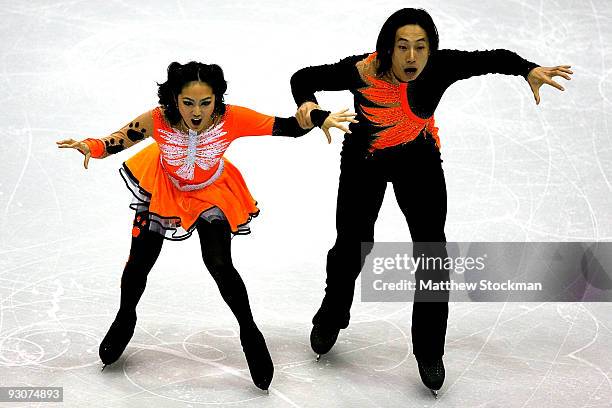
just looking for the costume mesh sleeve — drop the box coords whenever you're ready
[82,110,154,158]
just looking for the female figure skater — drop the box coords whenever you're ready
[56,61,355,391]
[290,8,572,397]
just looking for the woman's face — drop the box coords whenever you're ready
[177,81,216,131]
[390,24,430,82]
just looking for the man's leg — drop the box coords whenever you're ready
[311,149,387,354]
[390,137,449,392]
[390,141,449,359]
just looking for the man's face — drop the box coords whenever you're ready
[390,24,430,82]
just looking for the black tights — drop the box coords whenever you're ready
[118,213,255,328]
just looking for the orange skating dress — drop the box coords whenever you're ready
[83,105,285,240]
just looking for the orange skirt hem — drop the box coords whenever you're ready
[120,143,260,240]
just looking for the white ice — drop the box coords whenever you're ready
[1,0,611,406]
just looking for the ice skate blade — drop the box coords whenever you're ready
[430,389,438,399]
[101,364,107,372]
[316,354,321,362]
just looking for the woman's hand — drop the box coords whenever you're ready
[296,101,320,129]
[321,108,358,143]
[527,65,573,105]
[56,139,91,169]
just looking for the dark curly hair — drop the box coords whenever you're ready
[157,61,227,125]
[376,8,439,76]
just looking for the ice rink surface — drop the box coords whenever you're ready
[1,0,611,406]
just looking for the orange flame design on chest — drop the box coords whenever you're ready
[357,53,440,151]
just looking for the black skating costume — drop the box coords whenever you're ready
[291,49,538,361]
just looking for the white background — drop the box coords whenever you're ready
[1,0,611,406]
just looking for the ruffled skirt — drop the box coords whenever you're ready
[120,143,259,240]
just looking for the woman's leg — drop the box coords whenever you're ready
[99,211,164,365]
[196,218,273,391]
[196,219,256,327]
[119,212,165,312]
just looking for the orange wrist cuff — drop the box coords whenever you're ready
[82,138,105,158]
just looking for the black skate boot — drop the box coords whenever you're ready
[99,310,137,368]
[310,324,340,360]
[417,357,445,398]
[240,325,274,392]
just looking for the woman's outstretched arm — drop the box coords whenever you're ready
[56,110,154,169]
[273,109,358,143]
[229,105,357,144]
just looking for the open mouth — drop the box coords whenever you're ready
[191,118,202,126]
[404,67,417,74]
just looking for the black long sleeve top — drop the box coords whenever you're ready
[291,49,538,153]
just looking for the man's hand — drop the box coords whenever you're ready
[527,65,573,105]
[296,101,320,129]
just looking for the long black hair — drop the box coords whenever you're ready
[157,61,227,125]
[375,8,439,76]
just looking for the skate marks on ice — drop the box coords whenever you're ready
[442,302,612,407]
[1,0,612,406]
[1,266,612,406]
[272,303,612,406]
